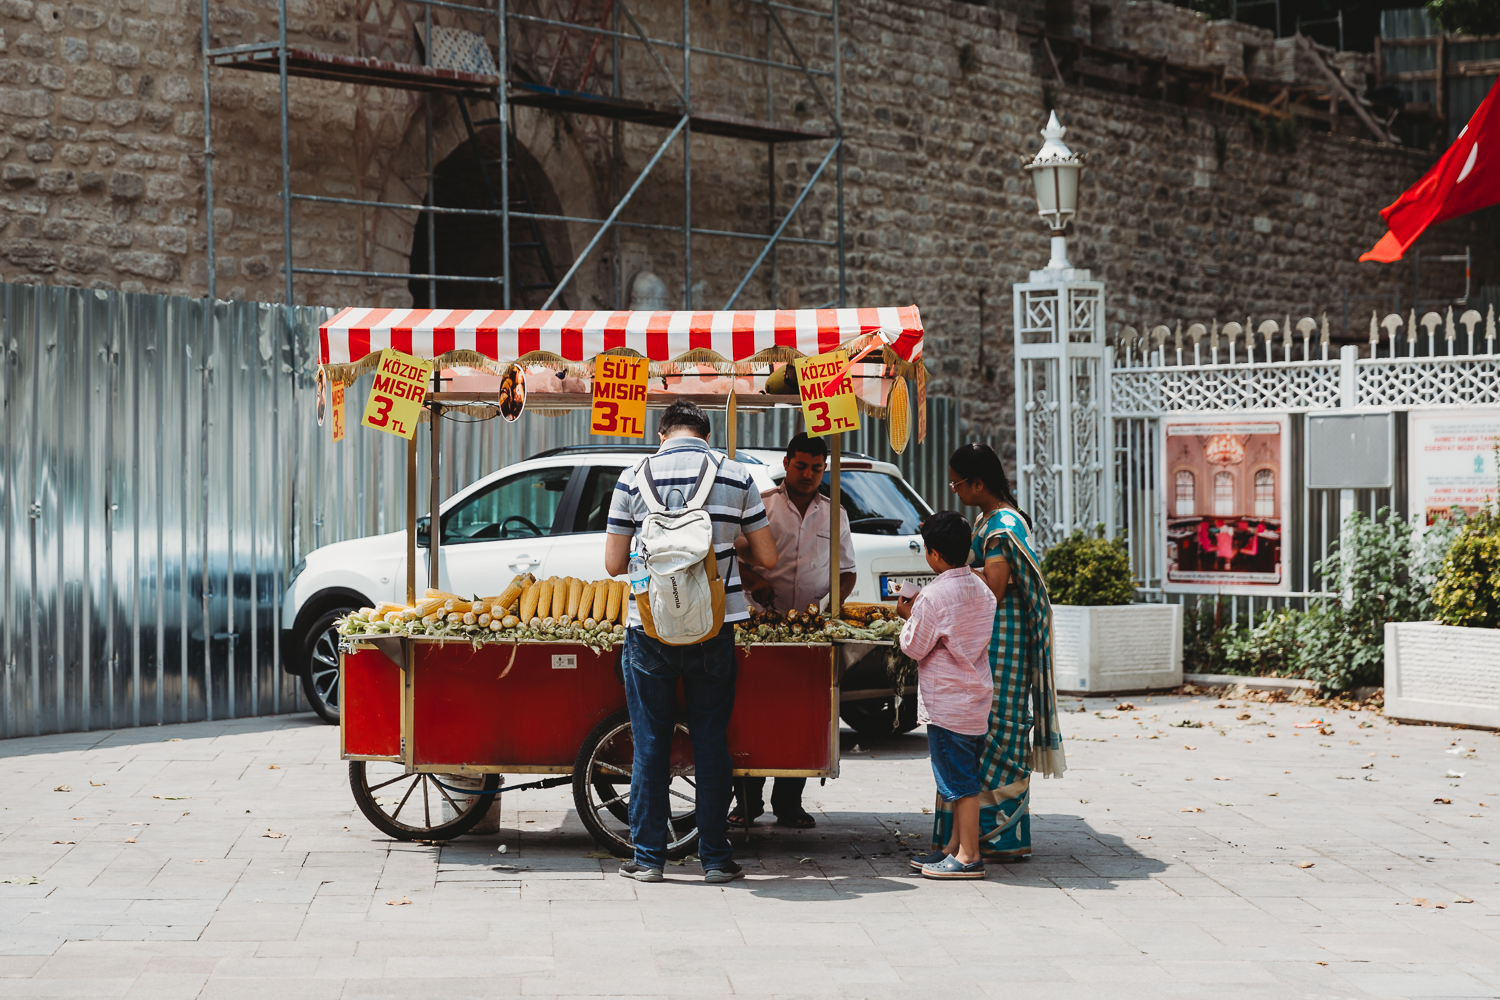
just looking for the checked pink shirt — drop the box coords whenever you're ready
[898,567,997,736]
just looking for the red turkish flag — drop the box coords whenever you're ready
[1361,76,1500,262]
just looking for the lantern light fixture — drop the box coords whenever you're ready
[1023,111,1084,273]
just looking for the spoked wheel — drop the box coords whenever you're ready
[572,709,699,860]
[348,761,499,841]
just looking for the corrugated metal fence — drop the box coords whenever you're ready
[2,283,980,737]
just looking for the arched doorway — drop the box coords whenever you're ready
[408,126,572,309]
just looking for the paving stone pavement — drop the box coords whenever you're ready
[0,692,1496,999]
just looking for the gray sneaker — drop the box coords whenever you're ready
[703,860,744,884]
[619,861,664,882]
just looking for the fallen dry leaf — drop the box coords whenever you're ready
[1180,806,1203,813]
[1137,834,1151,840]
[1296,861,1315,868]
[268,765,281,770]
[1434,797,1452,805]
[1266,733,1276,738]
[53,785,71,793]
[387,896,413,906]
[1455,896,1474,904]
[89,781,106,787]
[1266,792,1279,797]
[1410,897,1447,909]
[262,830,285,839]
[1316,961,1328,966]
[1116,702,1137,711]
[51,840,75,845]
[72,817,83,820]
[1236,712,1251,720]
[152,795,190,801]
[1183,745,1197,750]
[1213,776,1231,781]
[124,837,137,844]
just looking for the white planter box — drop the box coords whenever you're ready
[1384,622,1500,729]
[1053,603,1183,695]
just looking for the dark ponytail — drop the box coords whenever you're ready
[949,443,1032,530]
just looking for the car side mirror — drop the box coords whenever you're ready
[415,515,430,548]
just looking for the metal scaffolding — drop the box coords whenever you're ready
[201,0,845,310]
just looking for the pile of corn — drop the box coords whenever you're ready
[341,582,906,651]
[734,602,904,644]
[337,574,632,654]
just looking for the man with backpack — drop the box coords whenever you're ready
[603,400,778,883]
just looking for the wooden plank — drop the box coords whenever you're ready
[1454,58,1500,76]
[1295,34,1396,144]
[1041,35,1066,85]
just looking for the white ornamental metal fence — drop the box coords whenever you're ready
[1016,298,1500,628]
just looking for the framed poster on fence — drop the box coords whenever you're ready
[1408,407,1500,527]
[1160,414,1291,595]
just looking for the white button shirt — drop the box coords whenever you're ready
[754,485,856,614]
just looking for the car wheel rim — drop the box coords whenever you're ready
[311,626,341,710]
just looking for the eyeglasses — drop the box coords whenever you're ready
[948,477,970,492]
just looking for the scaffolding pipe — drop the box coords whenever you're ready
[540,114,691,309]
[200,0,216,301]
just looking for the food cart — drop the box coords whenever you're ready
[318,305,926,858]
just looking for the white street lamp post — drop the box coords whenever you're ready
[1024,111,1084,275]
[1013,110,1107,554]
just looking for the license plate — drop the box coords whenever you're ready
[880,574,933,600]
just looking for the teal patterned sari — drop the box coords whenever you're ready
[931,507,1065,859]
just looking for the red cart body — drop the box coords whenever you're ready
[341,639,838,776]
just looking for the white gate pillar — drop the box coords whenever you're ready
[1013,267,1107,554]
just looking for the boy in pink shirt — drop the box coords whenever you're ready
[895,510,997,880]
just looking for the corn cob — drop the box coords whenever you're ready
[414,596,447,617]
[566,578,584,619]
[373,602,406,616]
[424,588,466,603]
[496,576,527,614]
[518,581,540,623]
[535,577,556,620]
[591,581,608,622]
[603,579,622,625]
[577,582,595,624]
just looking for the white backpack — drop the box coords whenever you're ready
[632,452,727,645]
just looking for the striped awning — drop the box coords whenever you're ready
[318,305,924,366]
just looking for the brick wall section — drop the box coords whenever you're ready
[2,0,1495,445]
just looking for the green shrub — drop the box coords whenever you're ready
[1041,527,1135,606]
[1182,508,1463,692]
[1432,502,1500,628]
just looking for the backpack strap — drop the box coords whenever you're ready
[635,450,721,515]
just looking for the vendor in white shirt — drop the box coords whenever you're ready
[730,432,856,829]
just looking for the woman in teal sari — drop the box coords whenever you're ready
[927,443,1065,861]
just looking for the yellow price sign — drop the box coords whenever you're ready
[331,382,345,442]
[795,349,860,437]
[361,348,432,440]
[591,354,648,438]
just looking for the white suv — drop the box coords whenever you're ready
[282,445,936,730]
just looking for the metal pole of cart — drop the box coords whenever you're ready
[428,401,443,591]
[406,436,418,605]
[829,434,841,618]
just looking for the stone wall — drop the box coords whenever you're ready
[2,0,1495,447]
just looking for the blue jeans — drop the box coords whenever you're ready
[620,623,737,871]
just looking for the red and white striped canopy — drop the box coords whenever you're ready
[318,305,923,367]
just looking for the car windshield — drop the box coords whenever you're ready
[811,470,932,535]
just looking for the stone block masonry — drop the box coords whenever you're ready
[1,0,1496,443]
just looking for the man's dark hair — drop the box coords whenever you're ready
[920,510,971,569]
[785,432,828,461]
[658,400,711,438]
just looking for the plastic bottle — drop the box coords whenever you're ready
[629,550,650,595]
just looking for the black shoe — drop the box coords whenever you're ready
[703,860,745,884]
[618,861,664,882]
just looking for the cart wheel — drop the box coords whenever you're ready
[572,709,699,861]
[348,761,499,841]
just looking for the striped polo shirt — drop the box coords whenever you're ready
[606,435,768,624]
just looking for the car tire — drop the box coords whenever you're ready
[300,607,352,724]
[839,694,919,737]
